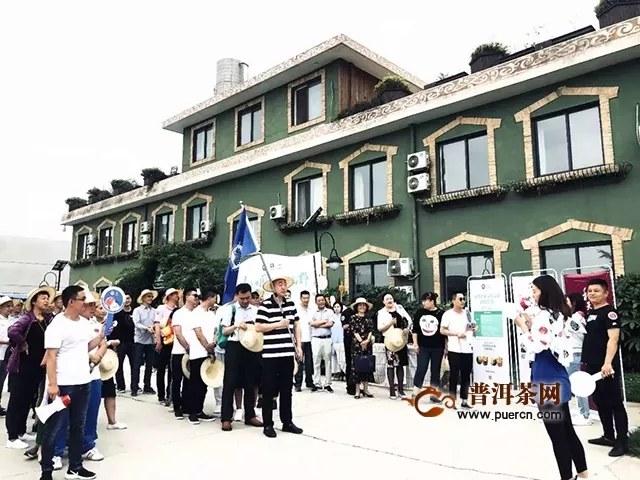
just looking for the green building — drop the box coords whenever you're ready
[62,15,640,302]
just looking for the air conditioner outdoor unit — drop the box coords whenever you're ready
[269,204,286,221]
[396,286,415,302]
[387,258,414,277]
[407,173,430,194]
[86,234,96,245]
[407,151,429,172]
[200,220,213,234]
[140,234,152,246]
[140,221,152,234]
[86,245,96,256]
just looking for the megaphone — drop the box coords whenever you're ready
[35,395,71,424]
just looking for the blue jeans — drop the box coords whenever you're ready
[567,353,590,418]
[53,379,102,457]
[40,383,90,474]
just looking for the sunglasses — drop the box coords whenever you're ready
[75,296,87,302]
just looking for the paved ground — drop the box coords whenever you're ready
[1,381,639,480]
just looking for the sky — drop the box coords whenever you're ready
[0,0,597,242]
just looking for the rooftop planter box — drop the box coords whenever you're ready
[372,75,412,104]
[111,179,139,196]
[141,168,168,187]
[470,43,509,73]
[334,204,402,226]
[87,188,112,205]
[66,197,88,212]
[420,185,510,211]
[595,1,640,28]
[277,216,334,234]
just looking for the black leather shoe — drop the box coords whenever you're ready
[588,436,615,447]
[263,426,277,438]
[282,423,303,434]
[609,443,628,457]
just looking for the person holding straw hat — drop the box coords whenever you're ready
[377,293,412,400]
[348,298,375,399]
[131,289,158,397]
[255,273,303,439]
[154,288,179,406]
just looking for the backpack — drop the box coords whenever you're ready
[216,305,236,350]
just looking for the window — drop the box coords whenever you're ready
[294,176,322,221]
[186,204,206,241]
[542,242,612,275]
[438,134,490,194]
[76,233,88,260]
[121,221,136,252]
[351,160,386,210]
[292,77,322,126]
[95,285,108,294]
[98,228,113,256]
[237,103,262,147]
[351,262,388,295]
[193,124,214,162]
[155,213,174,244]
[534,105,604,176]
[233,216,258,241]
[441,253,494,301]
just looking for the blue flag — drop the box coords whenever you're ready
[222,207,258,303]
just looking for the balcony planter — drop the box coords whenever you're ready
[114,250,140,261]
[595,1,640,28]
[372,76,412,105]
[470,43,509,73]
[93,254,116,265]
[69,258,92,268]
[185,235,213,248]
[141,168,168,187]
[66,197,88,212]
[334,204,402,226]
[277,216,334,234]
[420,185,510,211]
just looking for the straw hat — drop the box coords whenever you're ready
[53,291,62,301]
[384,328,408,352]
[25,286,56,312]
[137,289,158,304]
[181,354,190,379]
[99,350,119,381]
[262,275,294,293]
[200,357,224,388]
[350,297,373,310]
[163,288,179,304]
[238,324,264,353]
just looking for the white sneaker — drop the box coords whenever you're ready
[19,433,36,442]
[6,439,29,449]
[234,409,243,422]
[53,456,63,470]
[82,447,104,461]
[572,415,593,426]
[106,423,128,430]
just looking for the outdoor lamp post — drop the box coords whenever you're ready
[318,232,343,271]
[40,260,69,291]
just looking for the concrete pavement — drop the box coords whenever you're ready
[1,383,639,480]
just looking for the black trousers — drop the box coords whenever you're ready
[5,367,45,440]
[586,363,629,443]
[115,342,134,391]
[187,357,207,416]
[414,347,444,388]
[262,356,294,428]
[221,342,257,422]
[155,343,172,401]
[171,354,190,414]
[132,343,155,391]
[539,402,587,480]
[294,342,314,388]
[344,334,355,394]
[448,352,472,400]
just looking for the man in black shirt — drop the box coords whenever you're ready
[111,294,135,393]
[581,278,629,457]
[411,292,446,400]
[340,303,355,396]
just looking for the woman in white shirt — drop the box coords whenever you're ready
[565,293,591,426]
[330,302,344,381]
[377,293,412,399]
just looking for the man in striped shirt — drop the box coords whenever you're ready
[255,276,303,438]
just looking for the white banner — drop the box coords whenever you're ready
[469,277,510,384]
[510,275,535,384]
[237,253,320,299]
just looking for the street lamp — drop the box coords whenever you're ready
[52,260,69,291]
[318,232,343,271]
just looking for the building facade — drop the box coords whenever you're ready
[61,17,640,301]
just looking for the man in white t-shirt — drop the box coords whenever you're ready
[440,291,477,410]
[170,289,198,420]
[294,290,315,392]
[0,296,13,416]
[40,285,106,480]
[185,289,217,425]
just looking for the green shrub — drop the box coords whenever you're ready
[595,0,637,16]
[625,372,640,403]
[614,274,640,372]
[470,42,509,63]
[111,179,139,196]
[629,427,640,458]
[372,75,412,98]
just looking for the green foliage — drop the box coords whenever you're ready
[372,75,412,98]
[595,0,638,16]
[86,188,112,204]
[625,372,640,403]
[614,274,640,372]
[116,242,227,305]
[630,428,640,458]
[470,42,509,63]
[141,167,168,186]
[336,98,383,120]
[111,179,140,196]
[65,197,88,212]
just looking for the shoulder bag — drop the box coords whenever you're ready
[216,305,236,349]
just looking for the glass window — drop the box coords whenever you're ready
[351,160,386,210]
[193,125,214,162]
[155,213,174,244]
[292,77,322,126]
[542,243,612,275]
[294,176,322,222]
[186,204,206,241]
[439,134,490,194]
[98,228,113,256]
[121,221,136,252]
[237,103,262,146]
[352,262,387,295]
[534,106,603,176]
[233,217,259,248]
[441,253,494,301]
[77,233,88,260]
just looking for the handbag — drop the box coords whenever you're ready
[355,354,375,374]
[216,305,236,350]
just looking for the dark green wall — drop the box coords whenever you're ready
[72,60,640,298]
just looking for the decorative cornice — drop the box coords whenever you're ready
[92,276,113,292]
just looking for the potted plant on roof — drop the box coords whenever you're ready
[470,42,509,73]
[372,75,412,104]
[141,167,168,187]
[595,0,640,28]
[65,197,88,212]
[111,179,139,196]
[86,188,112,205]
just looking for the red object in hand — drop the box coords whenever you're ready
[538,326,548,335]
[60,395,71,407]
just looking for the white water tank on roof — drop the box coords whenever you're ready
[215,58,248,95]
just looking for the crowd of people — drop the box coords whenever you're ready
[0,271,631,480]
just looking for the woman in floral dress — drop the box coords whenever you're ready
[349,298,374,399]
